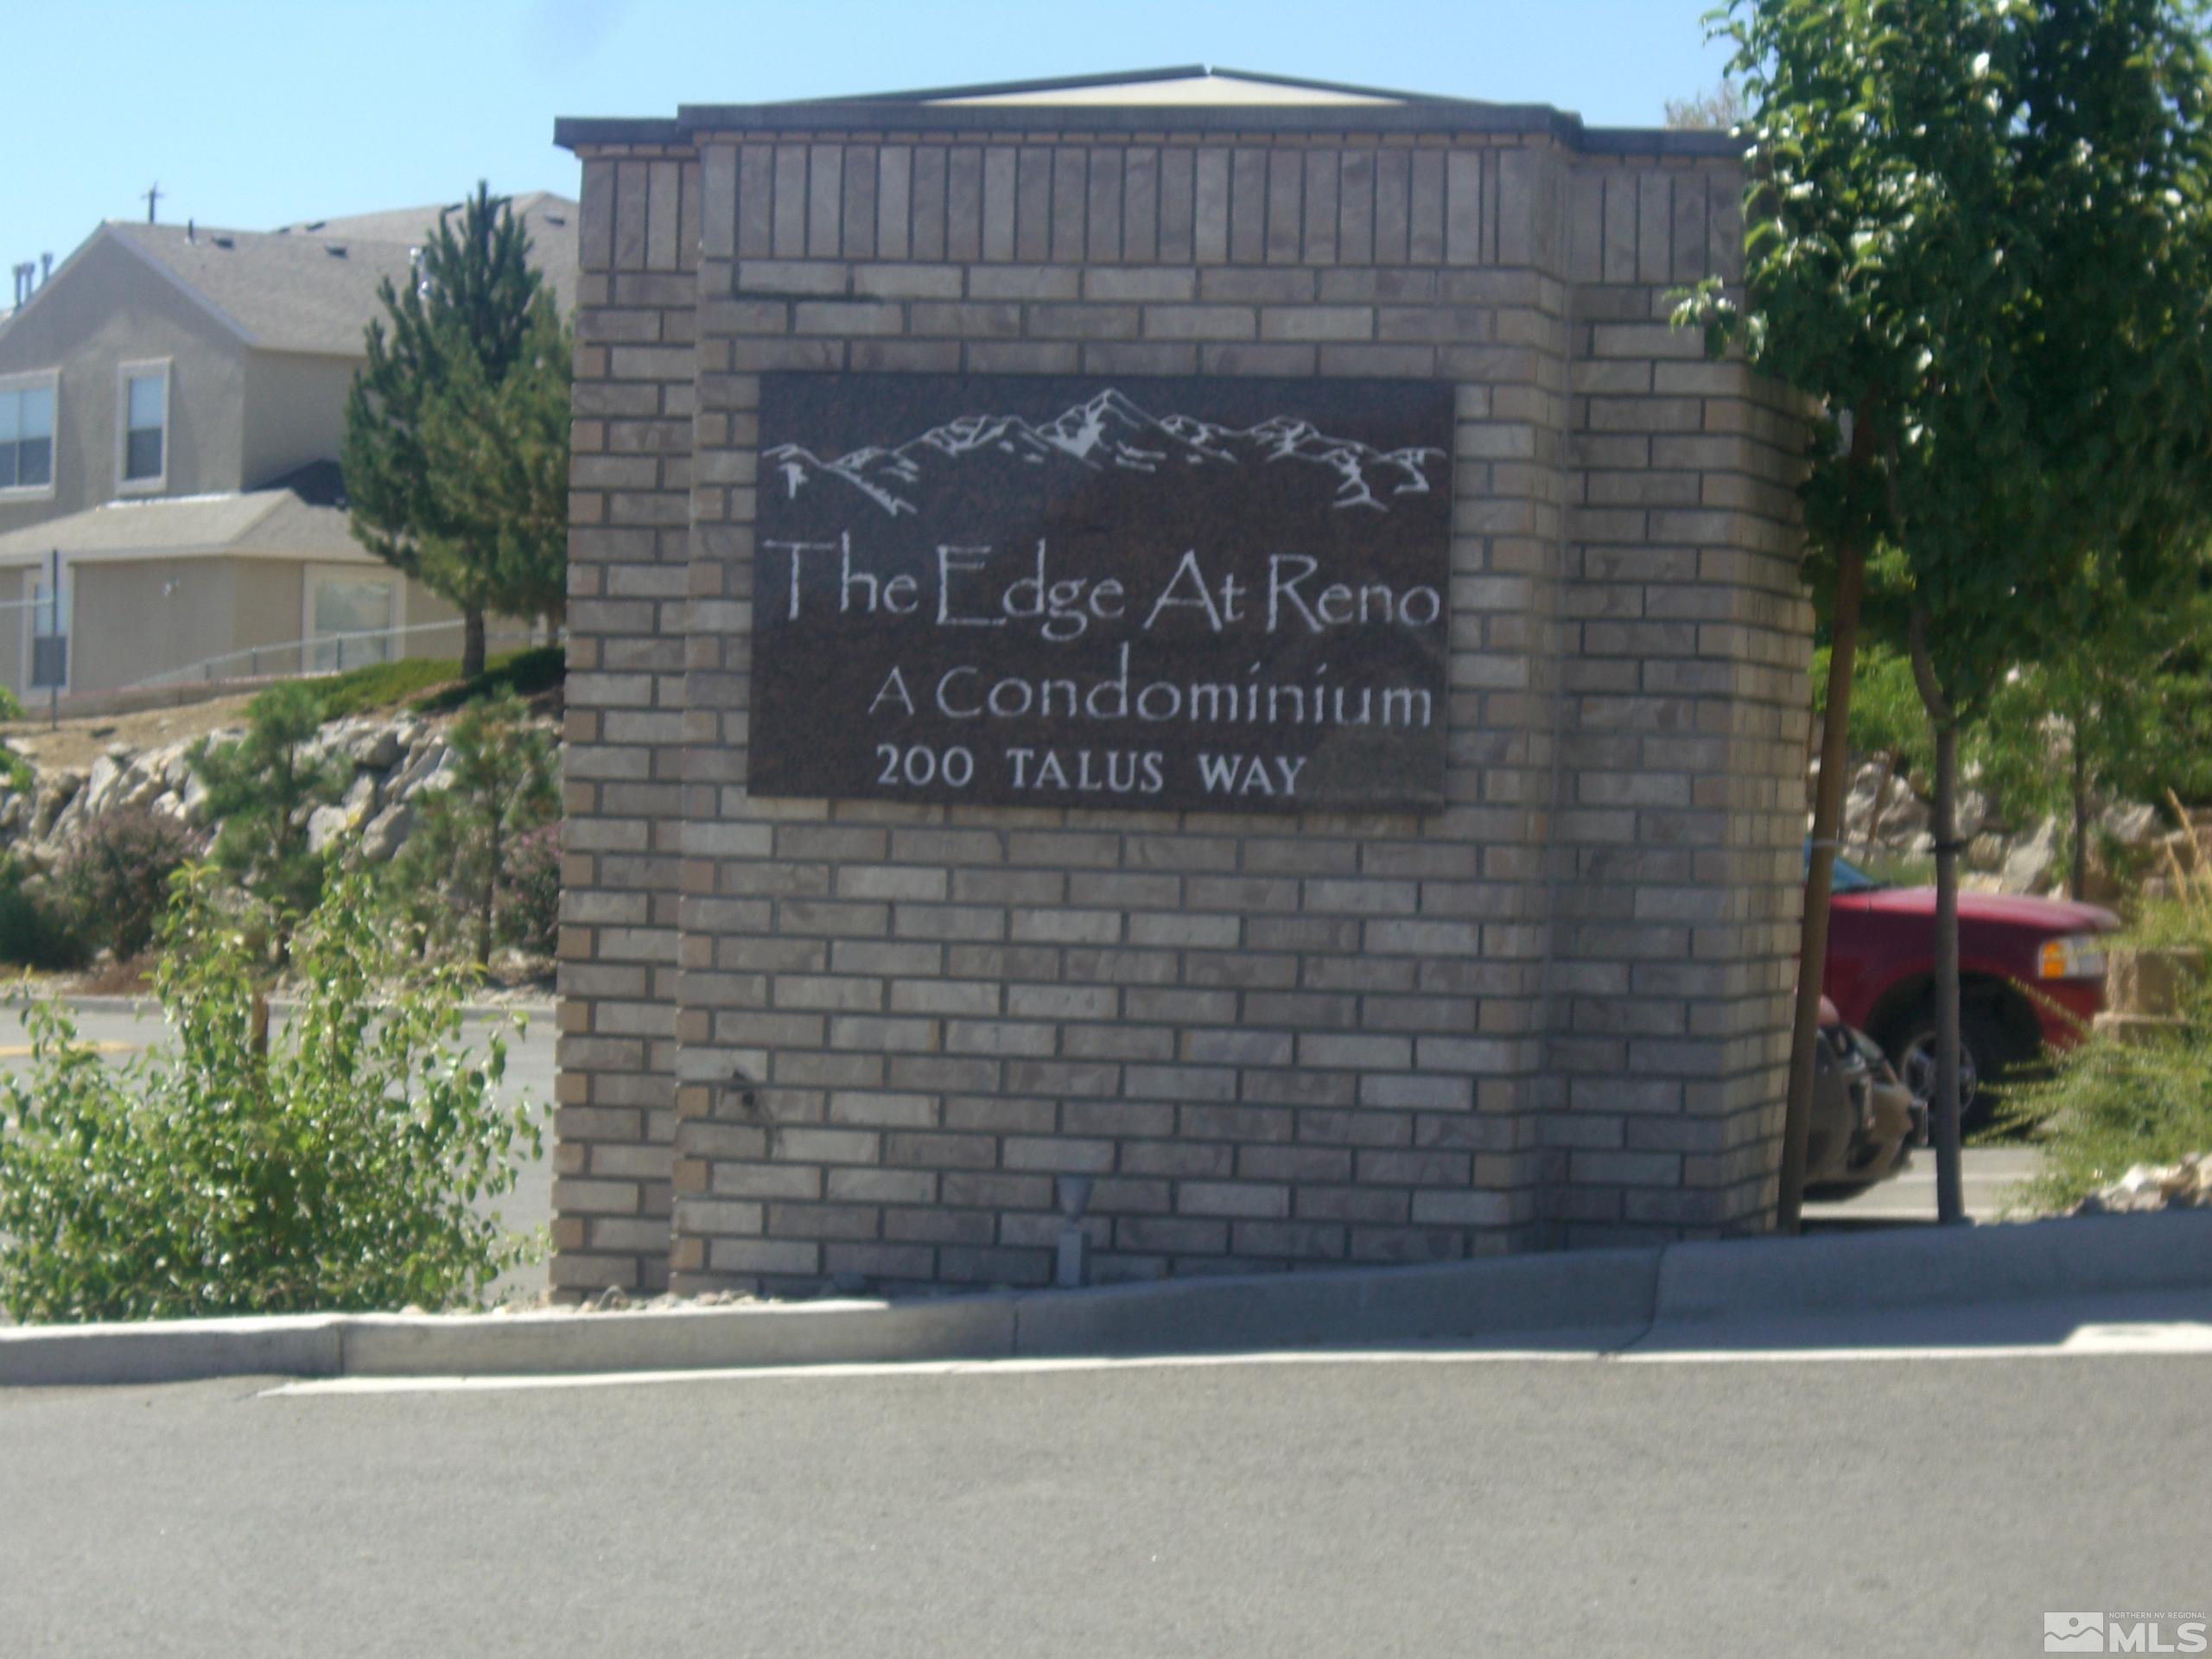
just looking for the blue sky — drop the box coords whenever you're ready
[7,0,1729,278]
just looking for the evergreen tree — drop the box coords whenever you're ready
[187,681,351,936]
[343,183,569,678]
[394,691,560,968]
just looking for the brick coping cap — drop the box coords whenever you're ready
[554,102,1741,158]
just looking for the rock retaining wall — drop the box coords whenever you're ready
[0,709,561,879]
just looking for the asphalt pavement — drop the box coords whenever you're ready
[1803,1144,2041,1226]
[1,1299,2205,1658]
[0,1001,2196,1657]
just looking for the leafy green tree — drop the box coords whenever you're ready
[0,865,542,1322]
[1684,0,2212,1226]
[1813,638,1933,795]
[1968,567,2212,897]
[343,183,570,679]
[1664,80,1749,130]
[188,680,350,932]
[395,691,559,967]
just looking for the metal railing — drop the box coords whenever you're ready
[120,616,555,693]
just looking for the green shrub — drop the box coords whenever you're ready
[51,805,204,959]
[311,644,563,722]
[0,672,30,790]
[315,655,473,721]
[392,690,559,965]
[0,854,82,969]
[189,680,350,933]
[499,820,563,957]
[1999,841,2212,1211]
[0,864,543,1323]
[412,644,563,715]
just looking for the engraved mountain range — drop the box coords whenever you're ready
[765,388,1446,518]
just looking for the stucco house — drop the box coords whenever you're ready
[0,194,576,701]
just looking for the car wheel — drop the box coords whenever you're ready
[1890,1008,2009,1131]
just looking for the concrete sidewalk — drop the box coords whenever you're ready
[5,1210,2209,1389]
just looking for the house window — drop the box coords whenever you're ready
[305,569,395,671]
[118,361,168,489]
[0,374,56,494]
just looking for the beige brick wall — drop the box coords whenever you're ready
[554,146,702,1294]
[557,114,1808,1297]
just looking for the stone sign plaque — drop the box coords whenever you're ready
[748,373,1452,813]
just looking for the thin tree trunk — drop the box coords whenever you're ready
[1782,533,1866,1235]
[476,821,501,969]
[462,607,487,682]
[2069,732,2089,901]
[1910,607,1967,1226]
[1777,411,1878,1235]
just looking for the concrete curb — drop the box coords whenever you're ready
[1654,1209,2212,1325]
[5,1211,2209,1388]
[337,1295,1020,1378]
[0,1314,344,1388]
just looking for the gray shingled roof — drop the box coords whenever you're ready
[269,191,578,313]
[0,478,367,565]
[101,190,578,358]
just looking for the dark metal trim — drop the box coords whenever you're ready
[553,116,689,149]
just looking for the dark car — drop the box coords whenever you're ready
[1821,853,2120,1122]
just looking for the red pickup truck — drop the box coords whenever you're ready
[1824,855,2119,1122]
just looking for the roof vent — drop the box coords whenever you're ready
[324,243,347,258]
[211,234,234,250]
[543,212,568,226]
[305,219,327,231]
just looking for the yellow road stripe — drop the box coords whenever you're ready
[0,1040,137,1058]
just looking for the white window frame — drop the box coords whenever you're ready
[302,564,397,672]
[21,558,74,698]
[116,358,170,494]
[0,368,60,502]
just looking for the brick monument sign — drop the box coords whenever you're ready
[552,68,1810,1299]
